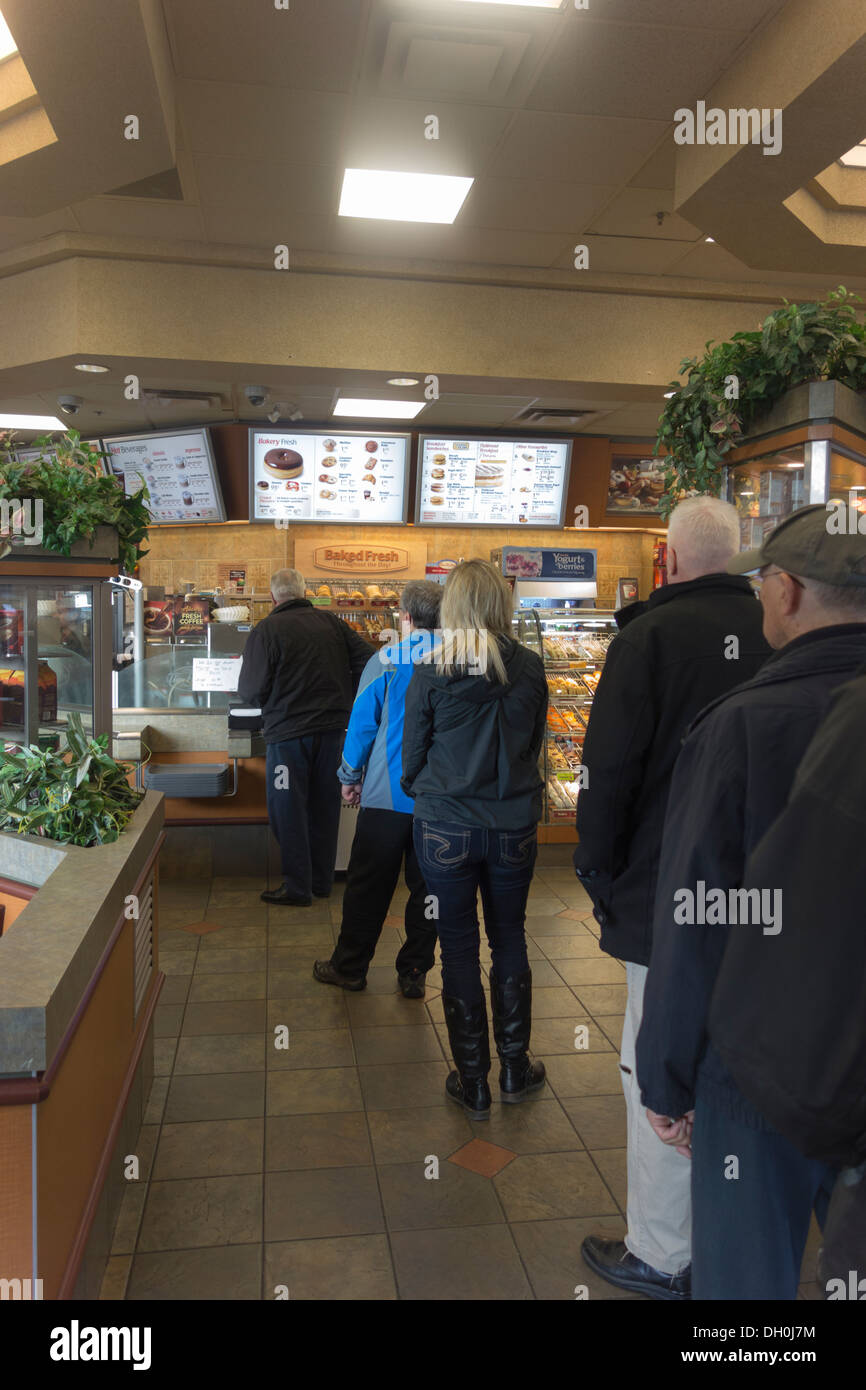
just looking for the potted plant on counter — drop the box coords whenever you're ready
[0,713,143,847]
[655,286,866,515]
[0,430,149,572]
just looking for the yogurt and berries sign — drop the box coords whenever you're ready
[500,548,596,581]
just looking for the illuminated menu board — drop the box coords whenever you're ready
[103,428,225,524]
[249,429,409,524]
[416,436,571,527]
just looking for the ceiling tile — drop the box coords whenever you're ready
[70,199,206,241]
[487,111,669,184]
[177,80,350,165]
[164,0,364,90]
[193,156,338,216]
[526,20,743,119]
[461,177,616,234]
[597,0,781,30]
[199,205,333,252]
[629,140,677,191]
[589,187,702,241]
[342,97,512,177]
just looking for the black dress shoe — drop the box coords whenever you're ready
[313,959,366,991]
[398,970,426,999]
[261,887,312,906]
[312,889,331,900]
[581,1236,691,1300]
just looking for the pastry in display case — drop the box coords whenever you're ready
[513,607,618,826]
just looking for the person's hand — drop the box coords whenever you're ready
[647,1107,694,1159]
[341,783,362,806]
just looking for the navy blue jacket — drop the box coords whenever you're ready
[636,622,866,1127]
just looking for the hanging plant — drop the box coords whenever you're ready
[655,286,866,516]
[0,429,149,572]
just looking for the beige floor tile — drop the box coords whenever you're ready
[193,947,267,974]
[187,972,267,1002]
[590,1147,627,1213]
[266,1065,363,1116]
[265,1111,373,1171]
[358,1060,450,1111]
[164,1071,266,1123]
[127,1244,263,1300]
[511,1217,640,1301]
[391,1225,532,1300]
[264,1234,396,1301]
[378,1159,505,1232]
[367,1106,473,1166]
[100,1255,131,1300]
[481,1098,584,1155]
[181,1000,267,1035]
[137,1174,262,1252]
[266,1027,355,1071]
[174,1033,265,1075]
[494,1151,618,1222]
[540,1052,624,1100]
[152,1118,264,1181]
[562,1094,627,1150]
[264,1167,384,1241]
[266,994,349,1031]
[570,983,628,1015]
[352,1024,444,1066]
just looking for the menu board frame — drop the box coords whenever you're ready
[415,434,573,529]
[247,428,411,526]
[14,439,110,475]
[102,426,226,526]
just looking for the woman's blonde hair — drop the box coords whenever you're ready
[435,559,512,682]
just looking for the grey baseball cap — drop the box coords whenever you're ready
[727,502,866,587]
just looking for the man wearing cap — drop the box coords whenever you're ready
[635,503,866,1300]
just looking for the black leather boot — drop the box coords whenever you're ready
[442,995,491,1119]
[490,968,546,1102]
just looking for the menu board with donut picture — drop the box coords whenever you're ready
[103,428,226,524]
[416,437,571,527]
[249,430,409,524]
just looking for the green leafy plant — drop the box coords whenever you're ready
[0,429,149,572]
[0,713,143,846]
[655,286,866,515]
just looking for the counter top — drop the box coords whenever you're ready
[0,791,165,1076]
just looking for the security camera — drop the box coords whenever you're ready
[267,407,281,424]
[244,385,267,408]
[58,394,83,416]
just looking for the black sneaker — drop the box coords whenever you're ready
[261,887,312,906]
[313,959,366,991]
[581,1236,691,1301]
[398,970,426,999]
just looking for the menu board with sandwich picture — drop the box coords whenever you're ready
[249,430,409,524]
[416,437,571,527]
[103,428,226,524]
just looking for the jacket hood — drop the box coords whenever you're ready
[418,633,529,704]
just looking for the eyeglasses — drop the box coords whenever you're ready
[749,569,805,593]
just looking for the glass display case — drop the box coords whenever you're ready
[0,575,112,748]
[513,607,618,827]
[723,383,866,549]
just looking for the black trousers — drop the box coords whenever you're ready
[331,807,437,979]
[266,732,343,899]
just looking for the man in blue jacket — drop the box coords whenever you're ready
[313,580,443,998]
[636,504,866,1299]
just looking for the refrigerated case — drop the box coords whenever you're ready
[0,574,112,748]
[513,607,618,831]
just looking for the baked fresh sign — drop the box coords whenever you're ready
[294,537,428,577]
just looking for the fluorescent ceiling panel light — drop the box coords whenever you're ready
[0,413,66,430]
[74,362,109,373]
[333,398,426,420]
[339,169,473,224]
[0,12,17,61]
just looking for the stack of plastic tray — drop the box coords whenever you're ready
[143,763,231,797]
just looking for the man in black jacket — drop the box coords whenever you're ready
[237,568,373,905]
[636,505,866,1299]
[575,496,770,1299]
[707,669,866,1295]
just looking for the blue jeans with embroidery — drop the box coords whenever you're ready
[413,819,537,1004]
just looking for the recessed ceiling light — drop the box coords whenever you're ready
[704,236,715,243]
[339,169,473,225]
[74,362,109,373]
[0,413,66,430]
[387,377,420,387]
[333,398,426,420]
[0,12,17,62]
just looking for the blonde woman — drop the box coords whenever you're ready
[401,560,548,1119]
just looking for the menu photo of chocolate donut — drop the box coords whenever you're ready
[263,447,303,480]
[365,440,379,453]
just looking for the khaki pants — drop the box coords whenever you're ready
[620,960,692,1276]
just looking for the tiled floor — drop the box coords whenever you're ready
[103,847,822,1301]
